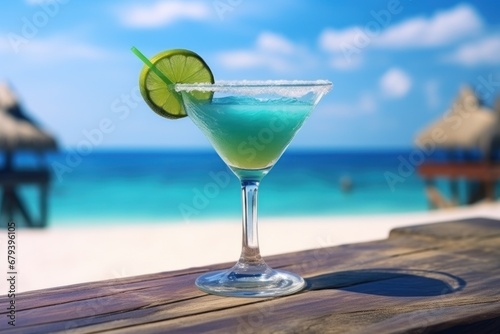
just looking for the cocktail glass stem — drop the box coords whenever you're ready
[238,180,267,269]
[225,177,274,277]
[194,170,305,297]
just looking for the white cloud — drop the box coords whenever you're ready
[379,68,412,98]
[327,54,362,71]
[319,4,483,66]
[319,28,364,70]
[0,38,10,53]
[217,32,316,73]
[319,27,363,54]
[218,50,290,72]
[256,32,295,55]
[0,34,112,62]
[445,35,500,66]
[376,4,483,48]
[117,0,211,28]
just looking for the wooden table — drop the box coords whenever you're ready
[1,217,500,333]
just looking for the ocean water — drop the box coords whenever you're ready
[10,150,453,227]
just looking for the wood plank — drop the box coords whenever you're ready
[418,162,500,181]
[0,169,50,185]
[0,217,499,333]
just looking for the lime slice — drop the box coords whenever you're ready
[139,49,214,119]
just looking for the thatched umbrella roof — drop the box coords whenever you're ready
[415,86,500,153]
[0,82,57,151]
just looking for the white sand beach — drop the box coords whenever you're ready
[4,201,500,293]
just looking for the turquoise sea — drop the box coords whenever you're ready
[10,149,478,227]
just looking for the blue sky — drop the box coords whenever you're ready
[0,0,499,150]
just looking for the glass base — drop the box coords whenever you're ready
[195,265,305,298]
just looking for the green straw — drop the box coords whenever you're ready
[131,46,174,86]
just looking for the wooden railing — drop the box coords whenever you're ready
[0,168,50,227]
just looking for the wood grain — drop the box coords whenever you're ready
[1,217,499,333]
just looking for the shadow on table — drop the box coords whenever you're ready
[305,268,466,297]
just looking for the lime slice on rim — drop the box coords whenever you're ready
[139,49,214,119]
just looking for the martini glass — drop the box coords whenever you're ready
[176,80,332,297]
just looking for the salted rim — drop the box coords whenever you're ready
[174,80,332,96]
